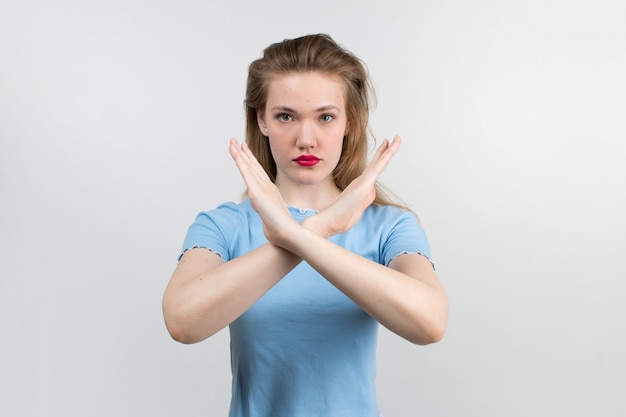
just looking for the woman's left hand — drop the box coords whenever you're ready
[229,138,297,245]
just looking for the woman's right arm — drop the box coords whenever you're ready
[163,138,309,344]
[162,243,301,344]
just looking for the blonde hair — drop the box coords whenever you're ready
[244,34,405,208]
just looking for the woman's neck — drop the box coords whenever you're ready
[276,180,341,211]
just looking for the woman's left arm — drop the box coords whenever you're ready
[231,136,448,344]
[276,222,448,345]
[270,137,447,345]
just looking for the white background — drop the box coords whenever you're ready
[1,0,624,416]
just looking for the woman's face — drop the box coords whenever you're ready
[257,71,349,195]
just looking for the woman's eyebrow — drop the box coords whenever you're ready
[316,105,341,113]
[270,105,341,113]
[270,105,297,113]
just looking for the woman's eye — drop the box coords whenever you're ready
[278,114,293,122]
[320,114,334,123]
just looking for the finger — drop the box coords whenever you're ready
[380,135,400,160]
[377,135,400,161]
[367,135,401,177]
[230,138,252,172]
[240,142,274,183]
[386,135,401,156]
[230,139,257,174]
[229,137,238,157]
[229,138,261,188]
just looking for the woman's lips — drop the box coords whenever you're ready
[294,155,320,166]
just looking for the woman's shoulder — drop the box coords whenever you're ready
[363,203,418,225]
[192,199,255,225]
[354,204,425,242]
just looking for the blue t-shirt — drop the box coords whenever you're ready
[181,199,433,417]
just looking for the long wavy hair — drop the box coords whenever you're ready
[244,34,405,208]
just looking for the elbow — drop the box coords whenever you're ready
[409,300,449,346]
[419,320,447,345]
[162,301,210,345]
[164,315,217,344]
[409,320,447,345]
[164,320,200,345]
[162,289,227,344]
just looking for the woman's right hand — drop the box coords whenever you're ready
[305,135,402,238]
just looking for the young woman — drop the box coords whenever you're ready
[162,34,448,417]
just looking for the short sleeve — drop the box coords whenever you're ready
[179,202,242,262]
[381,210,435,269]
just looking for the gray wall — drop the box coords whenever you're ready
[1,0,624,416]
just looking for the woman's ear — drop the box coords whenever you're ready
[257,110,268,136]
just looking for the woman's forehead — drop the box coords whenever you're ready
[266,72,346,110]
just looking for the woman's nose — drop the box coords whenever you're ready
[295,121,316,149]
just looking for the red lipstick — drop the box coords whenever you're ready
[294,155,320,167]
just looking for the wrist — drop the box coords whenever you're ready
[301,214,333,239]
